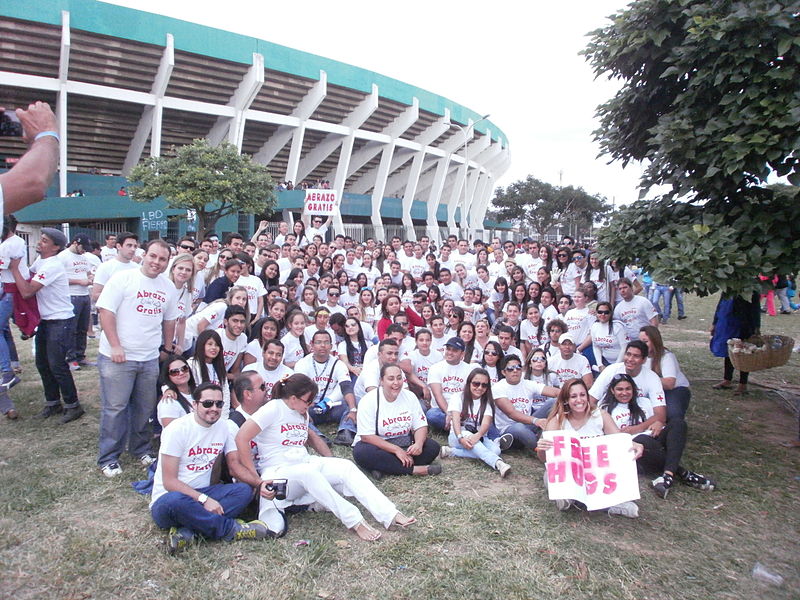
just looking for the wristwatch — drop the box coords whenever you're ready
[197,493,208,504]
[349,407,357,413]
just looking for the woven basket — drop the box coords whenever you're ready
[728,335,794,372]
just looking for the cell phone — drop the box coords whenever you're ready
[0,110,23,137]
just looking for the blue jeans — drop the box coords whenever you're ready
[426,406,447,431]
[67,295,91,362]
[447,430,501,468]
[310,402,354,434]
[97,354,159,466]
[35,318,79,408]
[651,284,671,320]
[665,387,691,421]
[672,288,685,318]
[495,399,554,449]
[151,482,252,540]
[0,293,14,373]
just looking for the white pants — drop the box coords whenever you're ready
[259,456,398,531]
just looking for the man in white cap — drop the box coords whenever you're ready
[426,337,477,431]
[547,332,593,388]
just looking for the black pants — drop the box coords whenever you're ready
[723,356,749,384]
[634,418,687,475]
[36,318,80,408]
[353,438,441,475]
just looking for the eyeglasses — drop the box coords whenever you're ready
[530,356,546,362]
[505,365,523,372]
[169,365,190,376]
[179,244,195,251]
[597,310,611,315]
[258,383,267,391]
[470,381,489,389]
[413,299,422,304]
[198,400,225,409]
[301,395,315,405]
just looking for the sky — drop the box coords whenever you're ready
[105,0,644,208]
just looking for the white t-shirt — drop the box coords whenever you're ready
[607,395,658,432]
[406,349,439,384]
[93,258,136,287]
[448,396,493,431]
[645,351,690,388]
[150,413,236,507]
[184,301,226,347]
[589,362,666,408]
[439,281,464,302]
[249,398,310,472]
[406,257,427,281]
[29,255,76,320]
[354,388,426,444]
[520,320,547,349]
[492,379,547,431]
[339,291,359,310]
[561,263,585,297]
[585,268,609,303]
[452,251,476,270]
[590,320,629,364]
[242,361,294,401]
[548,353,592,386]
[564,307,595,348]
[280,332,306,366]
[58,248,92,296]
[236,274,266,317]
[539,304,559,325]
[294,354,351,406]
[220,331,247,371]
[96,268,179,362]
[0,234,29,283]
[428,360,476,406]
[614,295,658,340]
[156,393,193,426]
[100,246,118,262]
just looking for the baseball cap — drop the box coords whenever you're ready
[559,332,575,344]
[444,337,466,352]
[72,234,92,248]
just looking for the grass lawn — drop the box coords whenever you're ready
[0,294,797,600]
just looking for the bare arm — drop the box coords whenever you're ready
[307,427,333,456]
[98,308,125,362]
[9,258,41,298]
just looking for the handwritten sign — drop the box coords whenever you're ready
[303,189,339,216]
[543,431,640,511]
[141,209,167,232]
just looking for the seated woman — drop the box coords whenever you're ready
[439,368,511,478]
[639,325,691,421]
[537,379,643,518]
[352,364,442,479]
[599,373,715,498]
[234,374,415,542]
[157,354,196,428]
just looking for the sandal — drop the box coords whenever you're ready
[352,521,382,542]
[712,382,733,390]
[391,512,416,529]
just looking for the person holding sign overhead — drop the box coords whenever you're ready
[537,379,643,518]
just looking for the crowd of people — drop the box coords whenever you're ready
[0,209,728,552]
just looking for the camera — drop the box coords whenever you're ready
[265,478,287,500]
[0,110,23,137]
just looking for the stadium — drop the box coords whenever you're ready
[0,0,511,245]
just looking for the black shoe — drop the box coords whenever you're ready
[498,433,514,451]
[370,469,384,480]
[652,472,674,499]
[333,429,355,446]
[37,405,63,419]
[61,406,85,424]
[677,467,716,491]
[677,315,688,320]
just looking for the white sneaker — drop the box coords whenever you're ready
[139,454,156,467]
[495,459,511,478]
[555,498,573,512]
[439,445,453,458]
[608,501,639,518]
[101,462,122,478]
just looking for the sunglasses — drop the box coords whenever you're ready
[198,400,225,409]
[470,380,490,389]
[258,383,267,391]
[484,351,498,356]
[572,256,583,261]
[530,356,546,362]
[557,254,568,258]
[179,244,195,251]
[597,310,611,315]
[505,365,523,372]
[169,365,190,376]
[328,292,340,297]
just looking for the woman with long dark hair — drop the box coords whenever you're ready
[439,368,511,477]
[640,325,691,421]
[157,354,196,427]
[590,301,628,369]
[187,329,231,416]
[338,317,371,382]
[479,340,504,384]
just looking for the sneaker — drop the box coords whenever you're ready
[439,445,453,458]
[678,468,716,491]
[677,315,688,320]
[68,361,81,371]
[652,473,674,499]
[426,464,443,476]
[555,498,573,512]
[1,372,20,390]
[495,459,511,478]
[167,527,195,555]
[37,404,63,419]
[139,454,157,467]
[5,409,18,420]
[370,469,384,480]
[77,359,97,367]
[61,405,85,424]
[100,462,123,478]
[608,501,639,518]
[228,519,271,542]
[333,429,355,446]
[498,433,514,451]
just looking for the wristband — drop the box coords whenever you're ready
[197,493,208,504]
[349,407,357,413]
[34,131,60,142]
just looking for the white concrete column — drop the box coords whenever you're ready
[206,53,264,150]
[57,11,70,196]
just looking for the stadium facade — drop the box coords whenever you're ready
[0,0,511,245]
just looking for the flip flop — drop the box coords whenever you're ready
[391,513,417,529]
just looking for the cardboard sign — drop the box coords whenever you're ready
[303,189,339,216]
[543,431,640,511]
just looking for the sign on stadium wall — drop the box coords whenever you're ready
[303,189,339,216]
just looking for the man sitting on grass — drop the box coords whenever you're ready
[149,382,273,554]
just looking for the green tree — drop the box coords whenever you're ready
[128,139,275,238]
[489,176,610,240]
[584,0,800,295]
